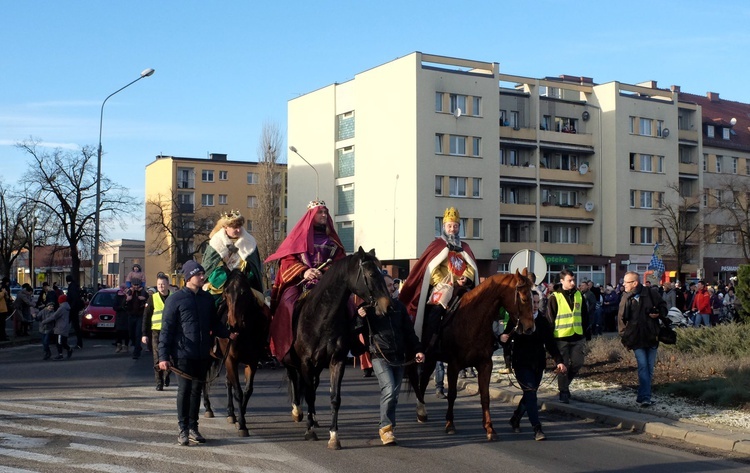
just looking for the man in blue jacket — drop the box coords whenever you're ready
[159,260,229,446]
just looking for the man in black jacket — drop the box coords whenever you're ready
[65,275,84,349]
[356,275,424,446]
[618,271,668,408]
[158,260,229,446]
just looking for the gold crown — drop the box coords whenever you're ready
[443,207,460,223]
[307,200,326,210]
[220,209,243,221]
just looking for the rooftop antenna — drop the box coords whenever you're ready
[289,145,319,199]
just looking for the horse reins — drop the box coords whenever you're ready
[363,315,419,368]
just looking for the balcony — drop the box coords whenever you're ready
[178,203,194,214]
[500,203,536,217]
[679,162,699,176]
[500,165,536,180]
[540,204,593,221]
[499,126,537,142]
[177,179,195,189]
[539,167,595,185]
[678,129,699,143]
[539,129,594,148]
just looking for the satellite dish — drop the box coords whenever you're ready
[730,117,737,126]
[662,128,670,138]
[584,201,594,212]
[578,163,589,175]
[582,111,590,121]
[453,107,462,118]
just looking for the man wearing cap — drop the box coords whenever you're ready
[398,207,478,349]
[158,260,230,446]
[265,200,346,362]
[125,277,148,359]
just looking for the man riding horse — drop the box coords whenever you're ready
[265,200,345,361]
[398,206,478,348]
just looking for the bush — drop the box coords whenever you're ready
[734,264,750,322]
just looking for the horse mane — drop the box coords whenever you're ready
[460,272,516,308]
[224,268,262,329]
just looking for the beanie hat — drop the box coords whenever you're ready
[58,294,67,304]
[182,260,205,280]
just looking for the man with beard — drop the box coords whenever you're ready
[398,207,478,350]
[265,200,345,362]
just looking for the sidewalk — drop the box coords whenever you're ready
[458,374,750,455]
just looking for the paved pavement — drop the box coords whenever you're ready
[3,325,749,456]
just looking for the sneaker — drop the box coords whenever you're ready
[155,383,164,391]
[115,344,122,353]
[533,425,546,441]
[178,430,189,446]
[67,349,73,359]
[509,415,521,433]
[379,425,397,446]
[559,392,570,404]
[189,428,206,443]
[435,389,447,399]
[640,400,655,408]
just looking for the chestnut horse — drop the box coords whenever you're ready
[203,269,269,437]
[406,268,535,440]
[284,247,391,450]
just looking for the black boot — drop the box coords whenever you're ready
[509,413,521,433]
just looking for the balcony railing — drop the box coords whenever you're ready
[178,203,194,214]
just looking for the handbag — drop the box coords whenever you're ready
[658,325,677,345]
[429,275,454,308]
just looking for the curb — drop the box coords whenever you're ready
[459,378,750,455]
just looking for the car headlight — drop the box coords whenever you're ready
[84,313,93,320]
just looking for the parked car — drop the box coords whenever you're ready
[32,288,44,305]
[81,288,120,336]
[10,286,22,301]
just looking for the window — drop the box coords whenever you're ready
[640,227,653,244]
[202,170,214,182]
[542,225,579,243]
[336,146,355,178]
[640,154,653,172]
[247,172,259,184]
[472,96,481,116]
[201,194,214,206]
[510,111,519,128]
[723,128,730,140]
[640,118,652,136]
[716,156,723,173]
[472,137,481,157]
[703,188,709,207]
[640,191,653,209]
[472,178,481,197]
[218,194,227,205]
[449,177,467,197]
[449,135,467,155]
[337,111,355,140]
[680,147,692,164]
[657,120,664,137]
[246,220,253,232]
[707,125,715,138]
[657,156,664,173]
[703,154,707,171]
[541,115,551,130]
[449,94,467,114]
[435,92,444,112]
[733,157,738,174]
[435,176,444,195]
[630,190,636,208]
[471,218,482,238]
[679,180,692,197]
[629,153,636,170]
[247,196,257,208]
[629,116,635,134]
[500,110,508,126]
[218,170,228,180]
[435,134,444,154]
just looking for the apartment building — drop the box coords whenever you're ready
[287,52,749,285]
[144,153,287,278]
[99,239,145,288]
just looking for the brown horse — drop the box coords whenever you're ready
[203,269,269,437]
[406,268,535,440]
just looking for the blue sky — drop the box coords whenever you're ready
[2,1,748,240]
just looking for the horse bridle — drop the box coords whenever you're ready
[356,258,379,308]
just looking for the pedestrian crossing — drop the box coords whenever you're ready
[0,387,331,473]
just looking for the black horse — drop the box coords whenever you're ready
[284,247,391,449]
[202,269,269,437]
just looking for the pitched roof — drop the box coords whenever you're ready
[679,91,750,152]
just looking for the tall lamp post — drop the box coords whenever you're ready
[288,146,319,199]
[92,68,155,290]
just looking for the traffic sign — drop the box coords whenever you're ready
[509,249,547,284]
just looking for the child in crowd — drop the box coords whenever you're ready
[42,295,73,360]
[35,301,56,360]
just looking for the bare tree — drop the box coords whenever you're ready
[710,175,750,263]
[17,139,139,280]
[0,182,28,280]
[652,182,703,281]
[255,121,284,289]
[145,190,214,272]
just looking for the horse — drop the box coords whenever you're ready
[283,247,391,450]
[406,268,535,441]
[202,269,269,437]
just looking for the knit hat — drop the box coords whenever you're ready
[182,260,205,280]
[58,294,67,304]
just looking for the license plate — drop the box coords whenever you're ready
[97,322,115,328]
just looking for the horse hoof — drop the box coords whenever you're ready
[292,413,303,423]
[204,411,214,419]
[227,416,236,424]
[487,431,497,441]
[239,429,249,437]
[327,439,341,450]
[305,431,319,441]
[445,423,456,435]
[417,414,428,423]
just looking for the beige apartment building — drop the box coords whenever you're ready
[144,154,287,281]
[287,52,749,285]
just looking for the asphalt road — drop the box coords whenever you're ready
[0,340,746,473]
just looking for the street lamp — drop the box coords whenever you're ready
[288,146,319,199]
[92,68,155,290]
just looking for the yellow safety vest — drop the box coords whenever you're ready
[151,293,167,331]
[552,291,583,338]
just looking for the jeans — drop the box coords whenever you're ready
[128,315,143,356]
[556,339,585,394]
[514,367,543,426]
[175,358,211,430]
[41,332,51,357]
[693,312,710,328]
[372,357,404,429]
[592,308,604,335]
[434,361,445,390]
[633,347,657,403]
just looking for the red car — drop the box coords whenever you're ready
[81,288,120,335]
